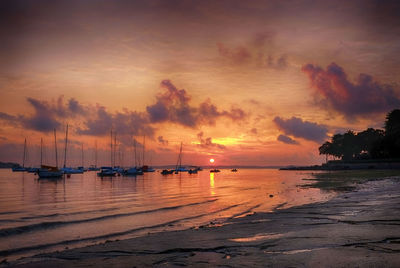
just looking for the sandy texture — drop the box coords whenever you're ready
[5,179,400,267]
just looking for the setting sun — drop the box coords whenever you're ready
[209,158,215,163]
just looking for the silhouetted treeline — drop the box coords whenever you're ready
[319,109,400,161]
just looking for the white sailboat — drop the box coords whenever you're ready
[60,124,83,174]
[97,130,116,177]
[124,137,143,176]
[38,129,63,179]
[174,142,189,173]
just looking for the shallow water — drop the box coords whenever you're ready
[0,168,334,261]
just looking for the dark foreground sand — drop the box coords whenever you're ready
[5,179,400,267]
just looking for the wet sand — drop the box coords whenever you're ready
[5,178,400,267]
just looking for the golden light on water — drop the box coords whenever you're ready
[209,172,215,196]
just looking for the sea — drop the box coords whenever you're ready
[0,168,335,261]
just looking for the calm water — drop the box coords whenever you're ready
[0,169,334,261]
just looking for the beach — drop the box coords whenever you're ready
[6,176,400,267]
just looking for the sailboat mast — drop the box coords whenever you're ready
[142,135,145,167]
[63,124,68,168]
[134,139,137,167]
[54,128,58,168]
[179,142,182,168]
[95,140,98,168]
[22,138,26,168]
[40,138,43,166]
[114,133,117,167]
[81,143,84,168]
[119,147,123,167]
[176,142,182,170]
[110,130,113,167]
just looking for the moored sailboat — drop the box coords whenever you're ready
[174,142,188,174]
[123,137,144,176]
[38,129,63,179]
[88,140,100,171]
[12,138,27,172]
[60,124,83,174]
[97,130,116,177]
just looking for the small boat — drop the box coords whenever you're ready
[12,166,27,172]
[77,166,87,172]
[231,168,238,172]
[124,167,144,176]
[38,165,63,179]
[37,129,63,179]
[174,142,190,174]
[141,165,155,172]
[161,169,174,175]
[61,167,84,174]
[174,166,189,172]
[88,165,100,171]
[97,167,116,177]
[27,167,39,173]
[188,169,198,174]
[210,169,220,173]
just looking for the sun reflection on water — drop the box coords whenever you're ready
[209,172,215,195]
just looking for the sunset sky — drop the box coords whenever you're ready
[1,0,399,167]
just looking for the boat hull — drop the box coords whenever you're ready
[38,171,63,178]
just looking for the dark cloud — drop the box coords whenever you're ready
[77,106,154,137]
[0,96,154,136]
[252,31,275,48]
[76,106,112,136]
[197,132,225,150]
[1,80,245,136]
[0,96,91,132]
[217,43,251,64]
[250,128,258,134]
[20,98,61,132]
[221,107,246,121]
[277,134,299,145]
[147,80,246,128]
[68,98,87,115]
[217,40,288,70]
[267,55,288,70]
[302,62,400,120]
[146,80,197,127]
[157,136,168,145]
[0,112,17,122]
[273,116,328,143]
[197,99,246,125]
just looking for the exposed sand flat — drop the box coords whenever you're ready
[5,179,400,267]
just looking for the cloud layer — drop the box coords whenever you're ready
[0,80,246,139]
[217,31,288,70]
[302,62,400,120]
[197,132,225,150]
[277,134,299,145]
[273,116,328,143]
[146,80,246,127]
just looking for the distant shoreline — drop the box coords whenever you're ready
[0,162,19,169]
[281,159,400,170]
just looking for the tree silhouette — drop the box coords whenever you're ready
[383,109,400,158]
[318,110,400,161]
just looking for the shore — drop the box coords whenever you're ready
[281,159,400,170]
[4,176,400,267]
